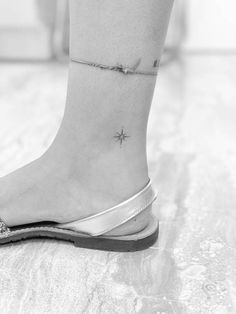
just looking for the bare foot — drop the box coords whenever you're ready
[0,141,151,236]
[0,54,155,237]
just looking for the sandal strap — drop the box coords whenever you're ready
[58,179,157,236]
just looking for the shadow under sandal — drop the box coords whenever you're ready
[0,180,158,252]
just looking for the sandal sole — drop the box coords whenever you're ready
[0,217,159,252]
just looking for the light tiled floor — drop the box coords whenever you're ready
[0,56,236,314]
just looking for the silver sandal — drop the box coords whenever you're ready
[0,180,158,252]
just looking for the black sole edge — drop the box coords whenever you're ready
[0,227,159,252]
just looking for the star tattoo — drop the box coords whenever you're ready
[113,128,130,146]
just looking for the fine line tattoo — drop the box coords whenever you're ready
[70,57,158,76]
[113,128,130,146]
[153,59,159,68]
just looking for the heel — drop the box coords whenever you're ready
[103,204,153,237]
[57,179,157,237]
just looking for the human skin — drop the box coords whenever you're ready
[0,0,174,236]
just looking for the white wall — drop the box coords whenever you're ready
[0,0,38,27]
[184,0,236,50]
[0,0,52,59]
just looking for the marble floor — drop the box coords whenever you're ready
[0,55,236,314]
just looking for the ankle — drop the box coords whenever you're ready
[48,121,148,185]
[67,149,149,210]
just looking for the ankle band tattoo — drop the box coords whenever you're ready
[70,57,159,76]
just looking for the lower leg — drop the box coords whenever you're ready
[0,0,173,233]
[52,0,174,210]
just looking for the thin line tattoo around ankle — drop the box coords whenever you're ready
[113,128,130,146]
[70,57,159,76]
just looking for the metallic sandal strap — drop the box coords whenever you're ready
[0,218,10,238]
[58,179,157,237]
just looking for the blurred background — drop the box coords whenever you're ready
[0,1,236,313]
[0,0,236,60]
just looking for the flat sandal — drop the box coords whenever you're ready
[0,179,158,252]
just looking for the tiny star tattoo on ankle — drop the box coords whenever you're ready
[113,128,130,146]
